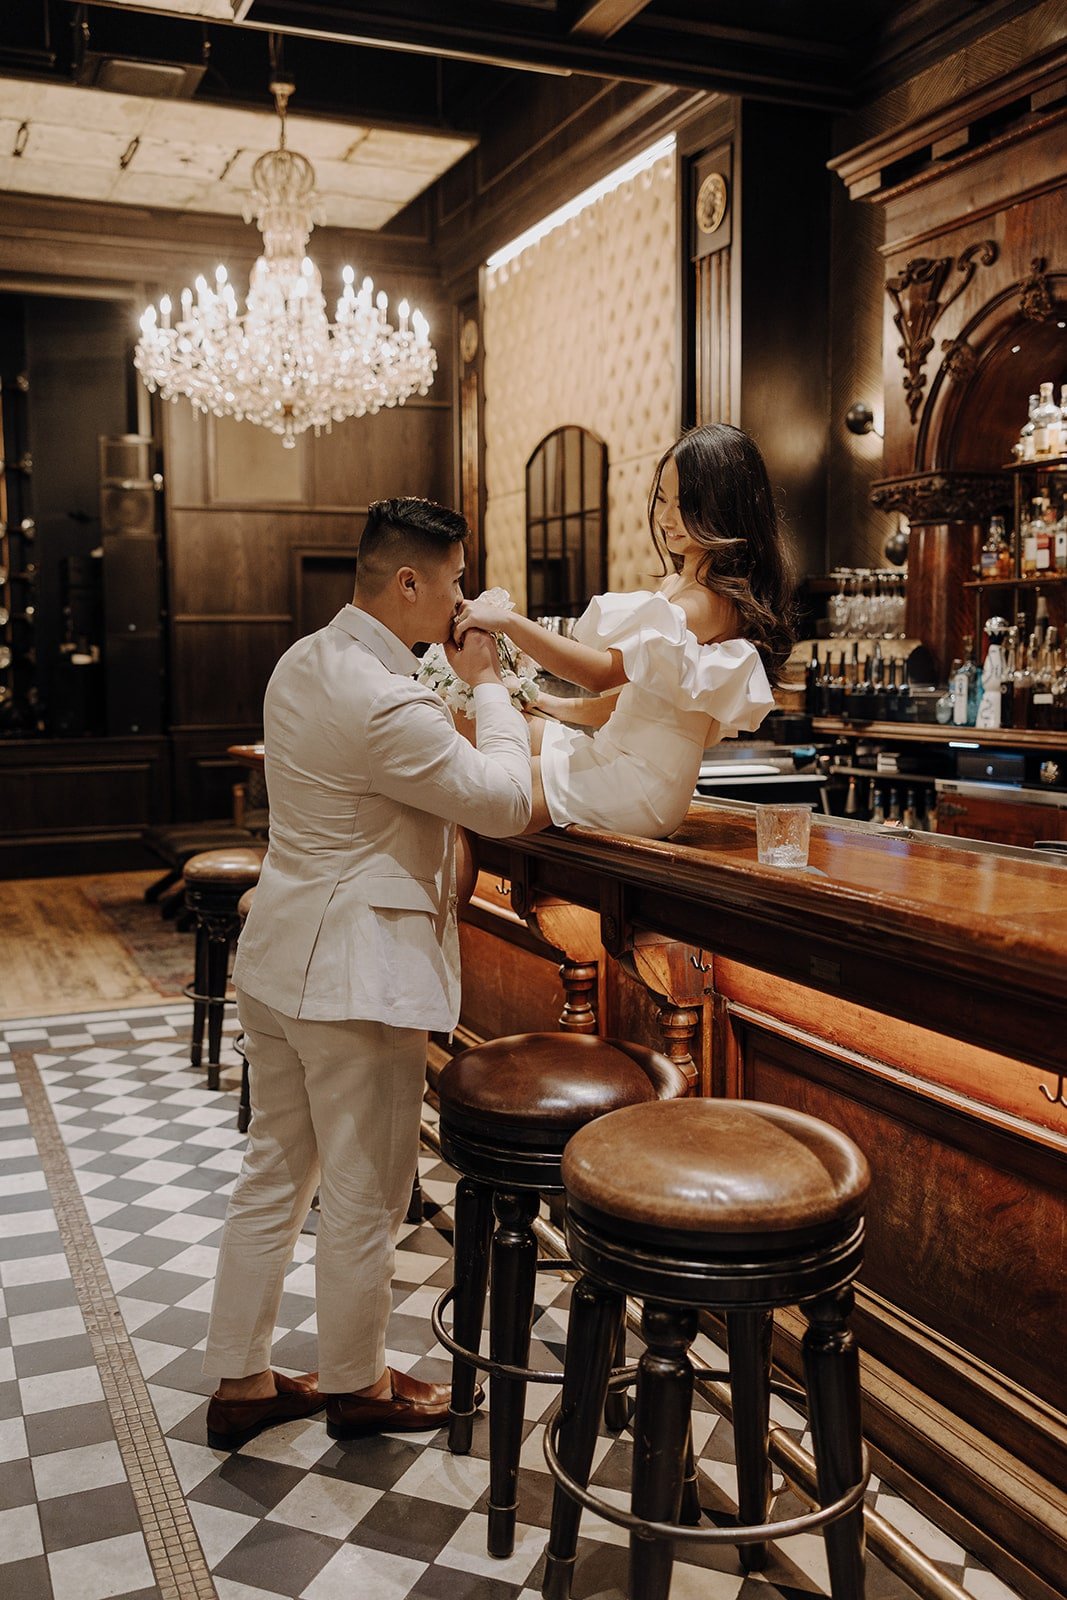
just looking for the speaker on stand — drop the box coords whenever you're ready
[99,434,164,736]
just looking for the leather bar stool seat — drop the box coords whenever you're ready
[434,1033,690,1561]
[184,847,264,1089]
[542,1097,871,1600]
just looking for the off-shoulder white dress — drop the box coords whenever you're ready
[538,591,776,839]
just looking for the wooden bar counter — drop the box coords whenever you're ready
[465,804,1067,1600]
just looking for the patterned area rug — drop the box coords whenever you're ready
[80,873,195,999]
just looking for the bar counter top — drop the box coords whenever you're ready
[479,802,1066,1077]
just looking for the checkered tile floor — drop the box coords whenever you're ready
[0,1004,1024,1600]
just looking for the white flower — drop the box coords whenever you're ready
[413,591,540,715]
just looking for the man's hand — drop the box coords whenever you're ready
[445,626,503,688]
[453,597,511,642]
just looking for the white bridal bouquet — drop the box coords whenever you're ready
[416,588,540,716]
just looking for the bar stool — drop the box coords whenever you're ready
[542,1097,871,1600]
[432,1033,691,1560]
[233,886,256,1132]
[184,847,264,1089]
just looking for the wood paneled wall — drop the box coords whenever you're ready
[162,347,454,815]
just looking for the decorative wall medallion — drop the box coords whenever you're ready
[885,239,997,424]
[1019,257,1054,322]
[870,470,1009,523]
[939,336,977,381]
[460,318,479,365]
[696,172,728,235]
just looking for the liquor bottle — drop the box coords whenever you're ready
[1032,382,1061,456]
[895,655,911,721]
[902,788,918,829]
[936,668,958,725]
[887,787,901,824]
[1051,637,1067,731]
[844,775,859,817]
[870,788,885,825]
[980,516,1008,579]
[975,616,1008,730]
[1035,501,1054,574]
[952,637,978,726]
[1012,633,1036,731]
[1034,593,1050,648]
[804,643,820,714]
[1020,393,1038,461]
[924,793,939,831]
[1054,500,1067,573]
[1022,498,1041,577]
[1032,626,1057,731]
[1000,626,1016,729]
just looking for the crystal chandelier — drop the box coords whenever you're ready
[135,81,437,447]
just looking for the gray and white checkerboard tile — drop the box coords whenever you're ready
[0,1005,1028,1600]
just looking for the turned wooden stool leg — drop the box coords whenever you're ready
[726,1307,774,1570]
[629,1303,697,1600]
[405,1170,424,1225]
[204,923,231,1089]
[542,1276,624,1600]
[679,1426,702,1525]
[603,1321,630,1432]
[802,1287,867,1600]
[448,1178,494,1454]
[237,1056,251,1134]
[488,1188,540,1558]
[190,924,209,1070]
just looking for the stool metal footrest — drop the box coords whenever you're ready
[544,1401,870,1546]
[433,1271,639,1388]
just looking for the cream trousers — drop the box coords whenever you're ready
[203,988,428,1392]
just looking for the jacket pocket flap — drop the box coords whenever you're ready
[365,876,440,913]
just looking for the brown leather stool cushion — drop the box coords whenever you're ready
[237,886,257,921]
[439,1032,689,1135]
[563,1099,870,1235]
[184,847,265,889]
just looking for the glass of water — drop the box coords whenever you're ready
[755,804,812,868]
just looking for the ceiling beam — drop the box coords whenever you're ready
[241,2,855,110]
[568,1,653,42]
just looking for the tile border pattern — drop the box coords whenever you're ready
[12,1044,218,1600]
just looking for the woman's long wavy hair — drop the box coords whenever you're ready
[648,422,797,683]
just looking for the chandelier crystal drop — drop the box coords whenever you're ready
[134,82,437,447]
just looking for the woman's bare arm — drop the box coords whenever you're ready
[535,688,621,727]
[454,600,628,693]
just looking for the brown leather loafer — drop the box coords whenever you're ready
[206,1371,325,1450]
[325,1368,481,1440]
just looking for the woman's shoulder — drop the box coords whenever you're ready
[666,584,740,646]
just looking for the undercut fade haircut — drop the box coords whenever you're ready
[355,497,469,593]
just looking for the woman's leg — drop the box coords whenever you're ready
[522,756,554,833]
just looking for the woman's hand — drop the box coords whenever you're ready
[453,597,513,641]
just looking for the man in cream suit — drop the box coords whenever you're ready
[203,498,531,1447]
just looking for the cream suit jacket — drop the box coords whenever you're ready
[233,604,532,1030]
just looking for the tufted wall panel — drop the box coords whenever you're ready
[483,151,679,612]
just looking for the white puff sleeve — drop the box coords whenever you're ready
[572,591,776,735]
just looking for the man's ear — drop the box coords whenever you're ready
[396,565,419,604]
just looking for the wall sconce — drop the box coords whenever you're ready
[845,401,883,438]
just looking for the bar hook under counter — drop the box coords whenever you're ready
[1038,1073,1067,1107]
[689,948,712,973]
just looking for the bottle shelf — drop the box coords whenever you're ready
[963,573,1067,590]
[812,718,1067,751]
[1002,454,1067,471]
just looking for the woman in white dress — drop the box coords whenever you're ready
[454,423,796,839]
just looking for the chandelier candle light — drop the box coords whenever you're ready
[135,81,437,446]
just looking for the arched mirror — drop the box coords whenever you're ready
[525,425,607,618]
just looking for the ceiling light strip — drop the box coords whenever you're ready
[486,132,675,272]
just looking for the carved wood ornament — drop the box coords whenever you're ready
[886,240,997,423]
[1019,256,1055,322]
[939,336,977,383]
[870,471,1009,523]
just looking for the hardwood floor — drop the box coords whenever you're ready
[0,872,175,1020]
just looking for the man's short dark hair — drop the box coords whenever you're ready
[355,498,468,593]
